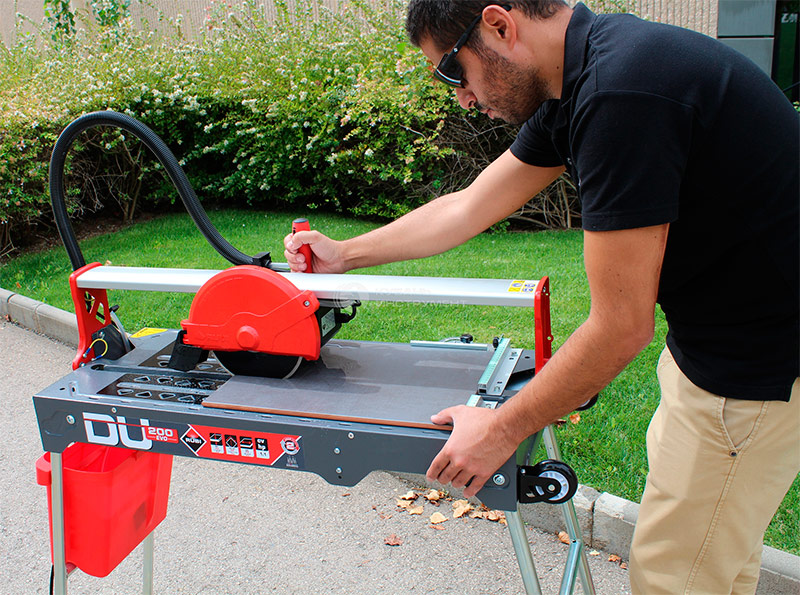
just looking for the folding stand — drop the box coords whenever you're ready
[44,432,593,595]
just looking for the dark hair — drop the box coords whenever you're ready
[406,0,568,49]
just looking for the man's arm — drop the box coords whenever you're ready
[426,223,670,497]
[284,150,565,272]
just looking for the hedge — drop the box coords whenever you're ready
[0,0,581,257]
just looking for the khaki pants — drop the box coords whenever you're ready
[629,347,800,594]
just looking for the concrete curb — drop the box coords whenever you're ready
[2,287,79,346]
[5,287,799,593]
[592,492,639,557]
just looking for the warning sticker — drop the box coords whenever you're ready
[507,280,537,293]
[79,413,304,469]
[255,437,270,459]
[130,327,168,338]
[209,433,224,454]
[225,434,239,456]
[183,424,303,468]
[239,436,255,458]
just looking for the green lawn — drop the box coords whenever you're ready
[2,209,796,554]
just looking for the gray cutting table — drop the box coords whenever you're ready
[34,268,595,595]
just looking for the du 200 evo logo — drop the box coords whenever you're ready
[83,412,177,450]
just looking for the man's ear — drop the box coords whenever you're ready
[481,4,517,48]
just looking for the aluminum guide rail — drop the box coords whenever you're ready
[74,266,539,307]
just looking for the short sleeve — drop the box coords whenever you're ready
[571,92,694,231]
[510,100,564,168]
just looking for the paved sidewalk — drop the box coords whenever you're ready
[2,321,633,594]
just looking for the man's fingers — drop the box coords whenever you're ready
[283,249,308,271]
[462,472,492,498]
[427,408,459,481]
[426,450,452,483]
[430,406,457,426]
[450,469,475,490]
[284,231,312,271]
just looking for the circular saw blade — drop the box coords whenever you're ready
[214,350,304,379]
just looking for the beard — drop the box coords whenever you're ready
[475,47,553,125]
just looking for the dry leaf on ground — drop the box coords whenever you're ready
[487,510,506,523]
[608,554,622,563]
[424,489,444,503]
[569,413,581,424]
[384,534,402,546]
[452,499,473,518]
[430,511,448,524]
[558,531,571,544]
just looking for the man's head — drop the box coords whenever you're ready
[406,0,569,125]
[406,0,566,50]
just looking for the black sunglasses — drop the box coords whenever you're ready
[433,3,512,87]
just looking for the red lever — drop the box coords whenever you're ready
[292,218,313,273]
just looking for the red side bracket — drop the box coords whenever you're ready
[534,276,552,374]
[69,262,111,370]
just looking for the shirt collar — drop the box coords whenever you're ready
[560,2,597,104]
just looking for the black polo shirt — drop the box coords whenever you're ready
[510,3,799,401]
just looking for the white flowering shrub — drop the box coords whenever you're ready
[0,0,572,254]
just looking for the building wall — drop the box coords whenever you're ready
[0,0,395,46]
[2,0,719,48]
[639,0,718,37]
[569,1,718,36]
[2,0,45,47]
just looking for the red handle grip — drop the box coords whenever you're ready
[292,217,312,273]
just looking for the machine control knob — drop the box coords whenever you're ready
[236,325,259,350]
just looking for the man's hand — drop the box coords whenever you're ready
[426,405,520,499]
[283,230,347,273]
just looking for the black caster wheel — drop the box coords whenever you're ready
[530,459,578,504]
[576,394,598,411]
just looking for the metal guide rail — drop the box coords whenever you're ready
[73,266,541,307]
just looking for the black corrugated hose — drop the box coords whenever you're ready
[49,110,270,271]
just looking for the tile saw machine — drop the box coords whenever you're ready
[35,111,596,594]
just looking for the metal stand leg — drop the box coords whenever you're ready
[543,426,596,595]
[51,452,68,595]
[143,532,154,595]
[506,507,543,595]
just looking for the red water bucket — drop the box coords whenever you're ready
[36,443,172,577]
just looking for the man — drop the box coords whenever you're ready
[285,1,799,592]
